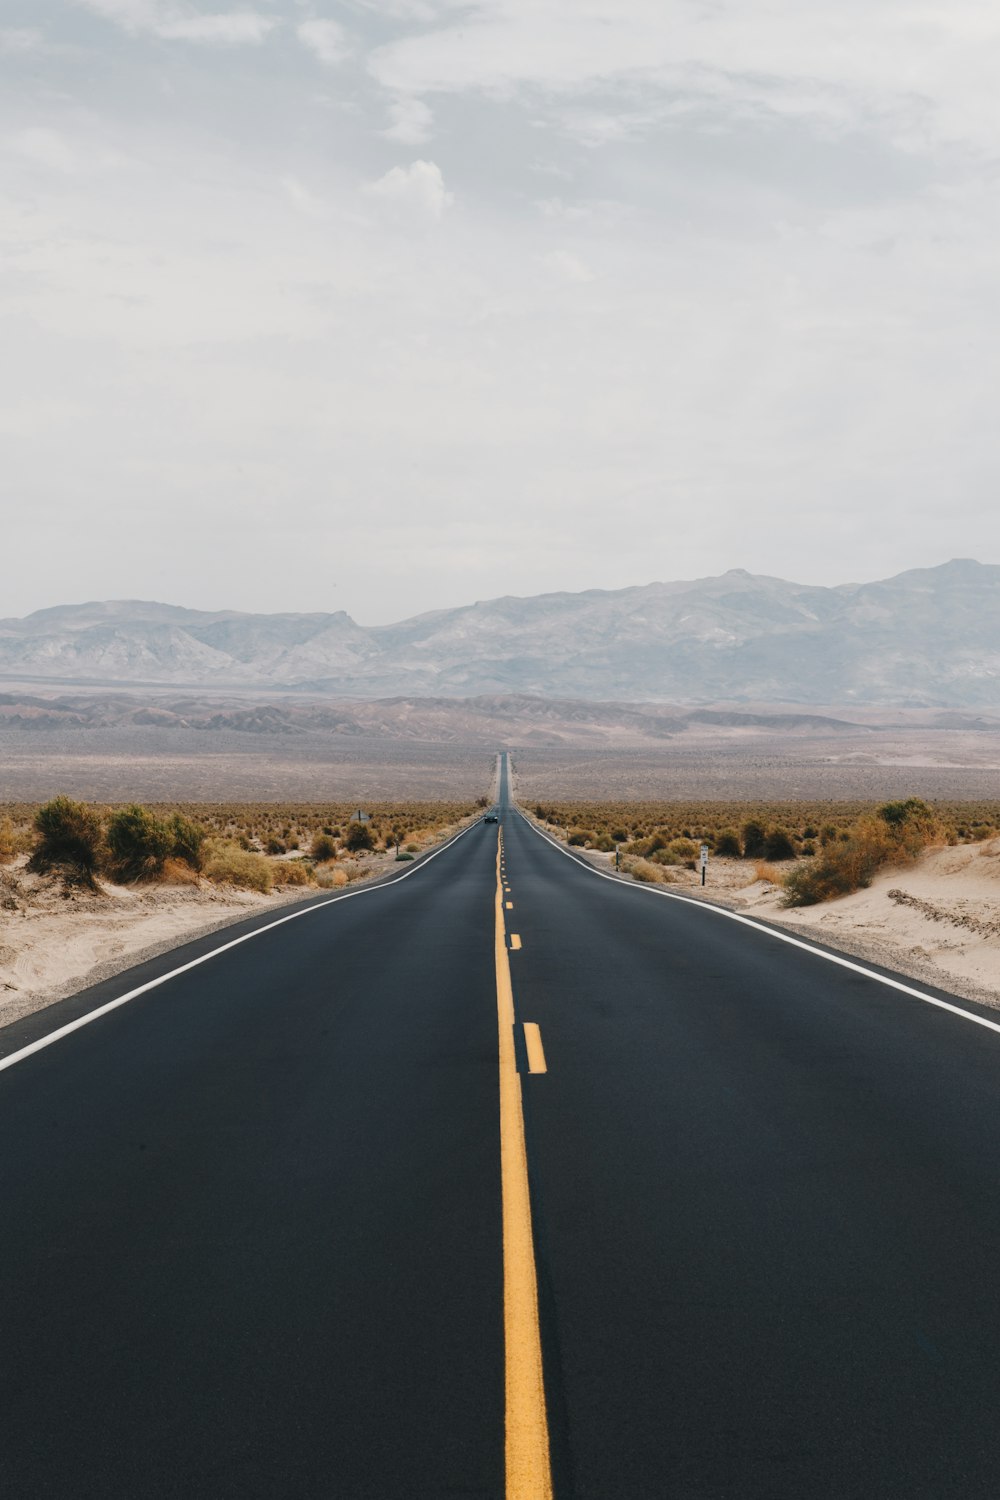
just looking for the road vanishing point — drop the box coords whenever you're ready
[5,754,1000,1497]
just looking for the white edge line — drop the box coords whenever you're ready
[517,810,1000,1040]
[0,819,481,1075]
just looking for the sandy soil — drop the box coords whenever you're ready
[537,827,1000,1011]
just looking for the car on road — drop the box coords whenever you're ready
[483,813,499,823]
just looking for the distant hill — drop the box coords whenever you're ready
[1,560,998,706]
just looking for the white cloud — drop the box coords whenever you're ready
[0,28,44,54]
[76,1,275,44]
[6,128,77,174]
[296,19,350,66]
[367,1,1000,158]
[282,176,332,220]
[542,249,594,283]
[382,97,434,145]
[363,159,453,219]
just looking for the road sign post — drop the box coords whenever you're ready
[700,843,709,886]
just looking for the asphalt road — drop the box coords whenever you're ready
[5,756,1000,1496]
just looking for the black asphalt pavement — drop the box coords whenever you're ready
[5,756,1000,1497]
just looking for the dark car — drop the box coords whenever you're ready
[483,813,499,823]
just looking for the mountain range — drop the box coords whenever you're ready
[1,560,998,707]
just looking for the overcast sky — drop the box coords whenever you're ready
[3,1,999,623]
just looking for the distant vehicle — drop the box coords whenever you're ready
[483,813,499,823]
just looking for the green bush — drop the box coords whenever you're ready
[106,804,173,882]
[169,812,205,870]
[763,827,796,861]
[29,796,103,887]
[344,821,375,853]
[741,820,768,859]
[714,830,742,857]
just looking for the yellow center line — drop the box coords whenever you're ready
[506,900,514,910]
[495,835,553,1500]
[510,933,522,951]
[523,1023,547,1075]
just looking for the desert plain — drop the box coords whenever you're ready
[3,686,1000,1026]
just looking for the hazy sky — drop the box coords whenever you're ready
[3,2,1000,623]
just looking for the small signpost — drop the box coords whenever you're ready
[700,843,709,886]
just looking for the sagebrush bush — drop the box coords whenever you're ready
[169,813,205,870]
[782,800,941,908]
[29,796,103,887]
[0,817,16,864]
[203,840,273,893]
[315,866,349,889]
[763,827,796,861]
[741,820,767,860]
[275,860,313,887]
[106,805,173,882]
[344,821,375,853]
[311,833,337,862]
[714,829,742,857]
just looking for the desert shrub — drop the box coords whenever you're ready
[344,821,375,853]
[265,836,287,855]
[106,804,174,882]
[782,802,939,908]
[568,829,594,847]
[315,866,349,889]
[203,840,273,893]
[311,833,338,862]
[629,859,663,883]
[714,829,742,857]
[29,796,103,887]
[763,827,796,862]
[610,827,628,843]
[878,797,931,828]
[275,860,313,887]
[395,852,414,861]
[754,861,784,884]
[741,820,768,859]
[405,842,419,853]
[668,838,699,862]
[169,813,205,870]
[0,817,16,864]
[592,834,615,852]
[159,857,200,886]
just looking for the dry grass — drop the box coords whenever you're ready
[159,857,201,886]
[753,861,786,884]
[202,840,274,894]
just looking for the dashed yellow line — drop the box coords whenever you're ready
[506,900,514,910]
[510,933,522,951]
[523,1023,547,1075]
[495,835,552,1500]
